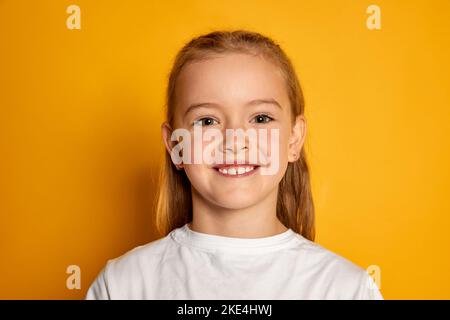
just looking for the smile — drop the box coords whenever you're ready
[213,165,259,177]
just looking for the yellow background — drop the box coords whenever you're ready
[1,0,449,299]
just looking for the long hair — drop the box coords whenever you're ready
[155,30,315,241]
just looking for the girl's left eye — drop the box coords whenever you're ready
[251,114,274,124]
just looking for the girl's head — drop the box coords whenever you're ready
[157,30,315,241]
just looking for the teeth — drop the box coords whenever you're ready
[218,166,255,175]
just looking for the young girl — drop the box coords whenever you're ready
[86,30,383,300]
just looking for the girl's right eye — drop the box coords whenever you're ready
[193,117,219,126]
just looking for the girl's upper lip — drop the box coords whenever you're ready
[213,162,260,169]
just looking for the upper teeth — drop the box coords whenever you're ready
[218,166,255,175]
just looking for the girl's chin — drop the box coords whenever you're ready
[208,191,261,208]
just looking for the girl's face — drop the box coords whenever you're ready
[163,53,305,210]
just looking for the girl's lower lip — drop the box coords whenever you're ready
[213,166,260,178]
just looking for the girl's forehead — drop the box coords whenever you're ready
[175,53,289,111]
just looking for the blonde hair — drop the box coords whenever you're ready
[155,30,315,241]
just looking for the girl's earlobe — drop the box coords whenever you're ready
[289,152,298,162]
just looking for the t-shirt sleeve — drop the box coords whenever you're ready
[357,272,384,300]
[85,262,111,300]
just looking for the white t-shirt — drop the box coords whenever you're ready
[86,223,383,300]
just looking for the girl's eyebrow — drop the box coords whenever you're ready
[184,98,282,117]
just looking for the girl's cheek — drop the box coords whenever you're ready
[184,129,223,166]
[270,127,287,152]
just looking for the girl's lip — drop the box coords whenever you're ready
[212,162,260,169]
[213,165,260,178]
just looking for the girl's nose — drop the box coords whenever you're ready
[221,117,251,156]
[224,144,248,154]
[223,133,249,156]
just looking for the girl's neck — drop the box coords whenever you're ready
[189,186,287,238]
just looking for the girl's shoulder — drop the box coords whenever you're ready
[86,233,175,299]
[101,232,176,277]
[292,233,381,298]
[294,233,368,275]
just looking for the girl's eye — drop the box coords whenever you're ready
[193,117,218,126]
[252,114,274,124]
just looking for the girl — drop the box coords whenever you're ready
[86,30,383,300]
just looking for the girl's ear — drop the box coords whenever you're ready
[287,115,306,162]
[161,121,184,169]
